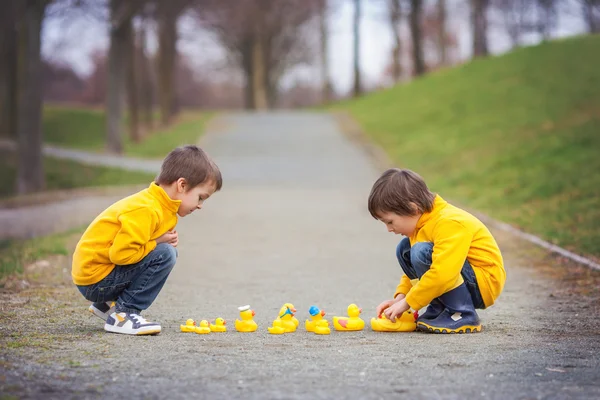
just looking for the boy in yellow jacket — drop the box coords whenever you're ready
[369,168,505,333]
[72,145,222,335]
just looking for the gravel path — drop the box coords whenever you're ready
[1,112,598,399]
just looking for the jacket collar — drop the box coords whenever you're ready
[148,182,181,213]
[415,195,447,230]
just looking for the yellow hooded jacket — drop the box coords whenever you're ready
[395,195,506,310]
[72,183,180,286]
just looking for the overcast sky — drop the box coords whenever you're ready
[41,0,589,95]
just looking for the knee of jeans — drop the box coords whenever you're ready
[156,243,177,269]
[395,237,411,262]
[410,242,433,273]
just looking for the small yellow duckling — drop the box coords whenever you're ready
[274,304,298,333]
[371,309,417,332]
[210,317,227,332]
[268,319,286,335]
[180,319,196,333]
[314,319,331,335]
[235,305,258,332]
[195,320,211,334]
[333,304,365,331]
[305,305,327,332]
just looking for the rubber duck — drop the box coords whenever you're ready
[180,319,196,333]
[314,319,331,335]
[371,309,417,332]
[333,304,365,331]
[195,320,211,334]
[268,319,286,334]
[235,305,258,332]
[305,305,327,332]
[274,304,298,333]
[210,317,227,332]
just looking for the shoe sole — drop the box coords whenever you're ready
[104,324,161,335]
[416,321,482,334]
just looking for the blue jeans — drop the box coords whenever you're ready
[396,238,485,309]
[77,243,177,314]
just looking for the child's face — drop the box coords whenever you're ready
[378,211,420,237]
[175,179,217,217]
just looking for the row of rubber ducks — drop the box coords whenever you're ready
[180,303,418,335]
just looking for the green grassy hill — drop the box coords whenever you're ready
[331,35,600,259]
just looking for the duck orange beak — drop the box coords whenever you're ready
[252,310,256,317]
[359,308,363,313]
[320,310,326,316]
[223,320,227,325]
[291,308,297,313]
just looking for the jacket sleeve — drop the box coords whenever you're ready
[109,208,158,266]
[405,220,472,310]
[394,275,413,298]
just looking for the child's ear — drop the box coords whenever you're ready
[176,178,187,193]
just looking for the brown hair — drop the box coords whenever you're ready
[368,168,435,219]
[156,145,222,191]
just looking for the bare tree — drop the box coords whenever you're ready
[16,0,51,194]
[438,0,447,65]
[536,0,558,40]
[137,15,154,134]
[471,0,490,57]
[579,0,600,32]
[410,0,425,76]
[106,0,142,154]
[492,0,533,49]
[319,0,333,102]
[126,23,141,143]
[388,0,403,82]
[353,0,362,97]
[197,0,319,109]
[0,1,19,141]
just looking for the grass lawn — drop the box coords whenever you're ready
[330,35,600,259]
[43,107,213,159]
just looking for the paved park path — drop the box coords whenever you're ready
[1,112,599,399]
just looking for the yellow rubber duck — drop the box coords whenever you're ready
[195,320,211,334]
[210,317,227,332]
[235,305,258,332]
[180,319,196,333]
[314,319,331,335]
[371,309,417,332]
[267,319,286,335]
[333,304,365,331]
[305,305,327,332]
[274,304,298,333]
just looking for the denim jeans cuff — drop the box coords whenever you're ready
[115,305,142,315]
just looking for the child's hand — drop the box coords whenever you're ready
[376,294,405,317]
[383,298,410,322]
[156,230,178,246]
[168,230,178,247]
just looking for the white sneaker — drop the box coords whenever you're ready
[88,302,115,321]
[104,312,161,335]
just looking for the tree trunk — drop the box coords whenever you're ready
[583,0,600,33]
[105,0,131,154]
[352,0,362,97]
[157,5,179,126]
[138,19,154,134]
[0,19,18,140]
[251,28,268,110]
[438,0,447,66]
[16,0,47,194]
[319,0,333,103]
[389,0,402,82]
[410,0,425,76]
[471,0,489,57]
[125,20,141,143]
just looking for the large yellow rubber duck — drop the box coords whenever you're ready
[180,319,196,333]
[371,309,417,332]
[333,304,365,331]
[210,317,227,332]
[195,320,211,334]
[235,305,258,332]
[274,304,298,333]
[314,320,331,335]
[268,319,286,334]
[305,305,327,332]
